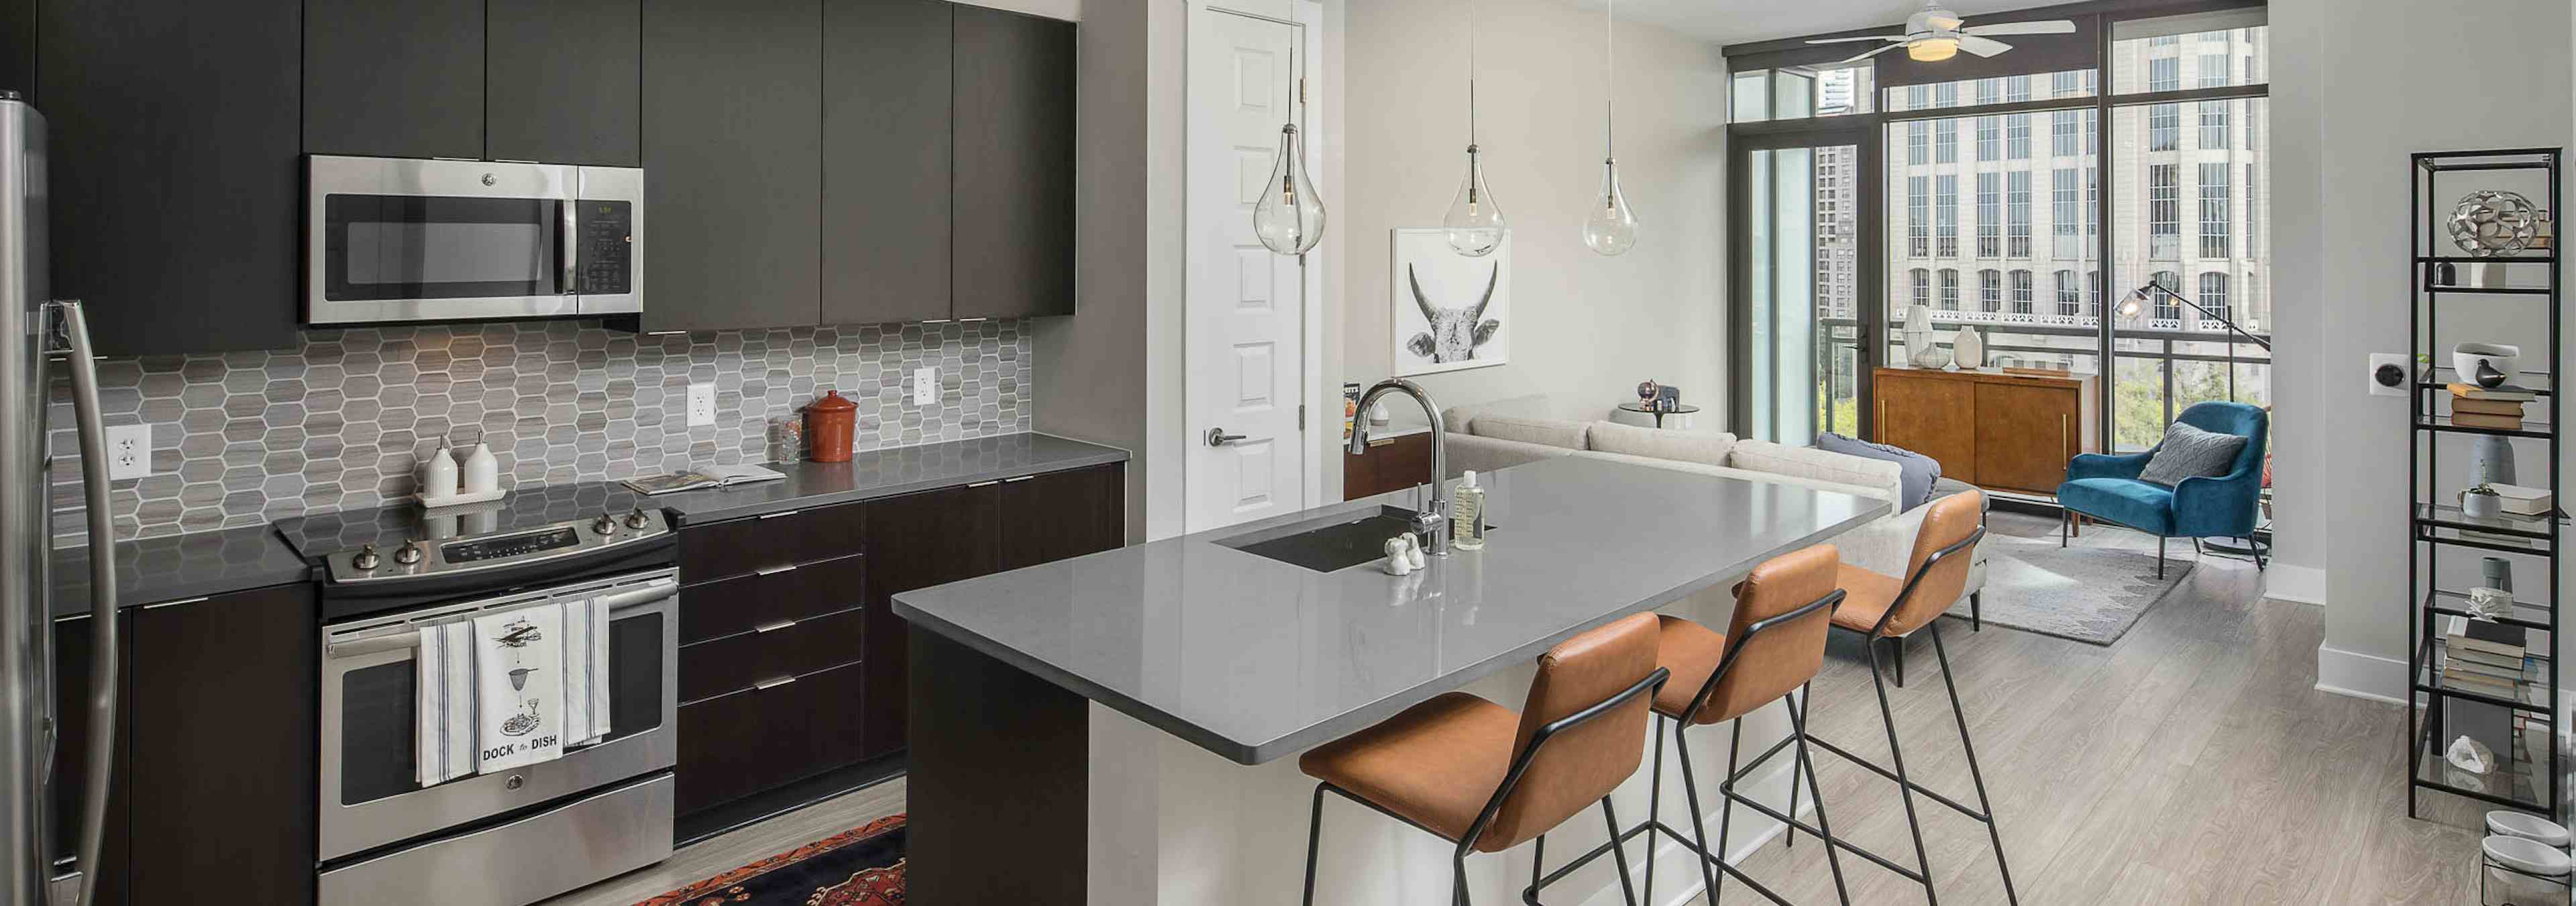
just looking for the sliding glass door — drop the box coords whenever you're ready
[1732,128,1877,444]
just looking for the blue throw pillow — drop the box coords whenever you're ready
[1814,432,1941,511]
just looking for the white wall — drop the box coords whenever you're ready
[1338,0,1729,425]
[2267,0,2573,699]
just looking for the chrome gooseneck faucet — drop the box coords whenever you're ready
[1348,379,1451,556]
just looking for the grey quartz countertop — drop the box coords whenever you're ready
[894,455,1888,765]
[50,523,314,619]
[651,432,1130,524]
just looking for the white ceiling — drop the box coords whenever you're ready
[1580,0,2056,45]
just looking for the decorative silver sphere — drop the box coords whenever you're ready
[2448,189,2544,258]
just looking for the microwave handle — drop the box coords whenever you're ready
[560,199,578,295]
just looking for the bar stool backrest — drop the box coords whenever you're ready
[1474,611,1661,852]
[1879,490,1986,638]
[1691,544,1843,725]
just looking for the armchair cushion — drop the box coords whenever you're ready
[2058,478,2178,536]
[2136,421,2248,487]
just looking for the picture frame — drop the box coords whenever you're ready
[1389,228,1511,376]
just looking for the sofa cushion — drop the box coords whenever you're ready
[1813,432,1940,511]
[1440,394,1556,436]
[1472,415,1591,450]
[1726,440,1903,503]
[1585,421,1735,466]
[2136,420,2248,487]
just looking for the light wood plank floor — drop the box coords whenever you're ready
[546,513,2489,905]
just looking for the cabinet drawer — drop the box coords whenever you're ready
[680,503,865,583]
[680,607,864,703]
[675,660,869,815]
[679,552,866,645]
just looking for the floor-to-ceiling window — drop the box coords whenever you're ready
[1727,1,2268,460]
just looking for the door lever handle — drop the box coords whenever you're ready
[1205,427,1248,446]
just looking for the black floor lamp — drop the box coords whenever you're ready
[2116,279,2271,560]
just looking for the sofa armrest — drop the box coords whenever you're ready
[1573,452,1897,509]
[2068,450,2153,482]
[1442,432,1575,479]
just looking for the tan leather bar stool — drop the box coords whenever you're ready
[1803,490,2020,906]
[1297,611,1670,906]
[1622,544,1856,906]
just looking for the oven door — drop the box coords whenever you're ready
[317,568,677,864]
[307,155,578,325]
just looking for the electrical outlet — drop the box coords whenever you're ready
[912,366,937,406]
[2368,352,2409,397]
[105,423,151,480]
[686,383,717,427]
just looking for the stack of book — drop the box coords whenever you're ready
[2445,630,2529,698]
[2449,383,2537,430]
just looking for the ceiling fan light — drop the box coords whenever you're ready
[1908,37,1959,61]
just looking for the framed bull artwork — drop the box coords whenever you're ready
[1389,228,1511,376]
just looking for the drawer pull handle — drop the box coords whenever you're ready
[753,618,798,634]
[967,479,1002,489]
[754,563,798,576]
[1004,474,1035,483]
[757,509,802,520]
[753,675,798,691]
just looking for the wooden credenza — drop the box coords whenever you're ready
[1872,367,2100,495]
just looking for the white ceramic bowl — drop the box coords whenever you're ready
[2455,343,2523,387]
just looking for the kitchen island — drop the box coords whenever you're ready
[894,454,1886,905]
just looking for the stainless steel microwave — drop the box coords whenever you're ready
[306,156,642,325]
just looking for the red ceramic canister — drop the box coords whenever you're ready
[805,390,857,462]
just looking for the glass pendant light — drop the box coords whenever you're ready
[1582,0,1638,256]
[1443,0,1505,257]
[1252,5,1325,255]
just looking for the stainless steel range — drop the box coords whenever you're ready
[276,483,679,906]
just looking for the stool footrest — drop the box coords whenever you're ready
[1804,735,1997,824]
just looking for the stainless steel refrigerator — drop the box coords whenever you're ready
[0,91,121,906]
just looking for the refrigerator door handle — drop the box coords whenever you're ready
[46,301,114,906]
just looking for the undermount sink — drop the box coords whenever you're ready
[1220,506,1434,573]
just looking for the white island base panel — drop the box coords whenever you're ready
[1084,595,1811,906]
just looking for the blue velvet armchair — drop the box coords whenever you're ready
[2056,401,2269,576]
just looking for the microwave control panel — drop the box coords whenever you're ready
[575,200,633,295]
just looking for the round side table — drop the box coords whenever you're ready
[1617,402,1702,429]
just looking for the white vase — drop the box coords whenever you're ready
[1902,304,1934,362]
[1951,327,1986,369]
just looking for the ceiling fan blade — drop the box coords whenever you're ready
[1963,19,2076,36]
[1838,43,1904,65]
[1957,34,2014,57]
[1807,34,1907,44]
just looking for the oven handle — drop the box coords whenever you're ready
[325,578,678,659]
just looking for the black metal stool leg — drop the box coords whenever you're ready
[1784,692,1801,852]
[1788,686,1853,906]
[1454,851,1470,906]
[1970,591,1982,632]
[1713,719,1743,904]
[1930,623,2020,905]
[1868,636,1941,905]
[1601,797,1642,906]
[1645,714,1664,905]
[2156,536,2166,579]
[1673,725,1725,905]
[1531,834,1544,893]
[1302,783,1326,906]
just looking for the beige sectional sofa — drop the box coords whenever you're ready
[1436,395,1986,607]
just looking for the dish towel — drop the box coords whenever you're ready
[415,621,478,787]
[557,597,613,747]
[472,606,566,773]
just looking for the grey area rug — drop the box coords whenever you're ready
[1944,532,2195,646]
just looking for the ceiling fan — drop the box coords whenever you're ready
[1807,2,2076,64]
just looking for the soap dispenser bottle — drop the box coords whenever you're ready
[1452,470,1487,551]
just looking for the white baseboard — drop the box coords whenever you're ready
[2263,564,2327,606]
[2314,641,2408,704]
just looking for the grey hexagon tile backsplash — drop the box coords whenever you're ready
[46,318,1032,546]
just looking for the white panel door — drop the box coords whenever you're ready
[1185,7,1307,532]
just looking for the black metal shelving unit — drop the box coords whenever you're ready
[2410,147,2565,822]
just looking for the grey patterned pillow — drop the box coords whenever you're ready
[2137,421,2247,487]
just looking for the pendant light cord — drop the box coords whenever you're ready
[1466,0,1479,148]
[1603,0,1614,159]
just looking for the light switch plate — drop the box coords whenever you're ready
[686,383,717,427]
[912,366,936,405]
[105,423,150,480]
[2367,352,2409,397]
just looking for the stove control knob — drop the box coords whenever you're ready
[624,506,653,530]
[593,514,619,536]
[394,539,425,565]
[352,544,381,570]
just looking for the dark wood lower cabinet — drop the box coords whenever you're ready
[49,612,127,906]
[1344,430,1436,499]
[676,660,868,815]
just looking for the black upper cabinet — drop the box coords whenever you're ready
[488,0,641,165]
[952,5,1075,319]
[640,0,822,332]
[304,0,486,159]
[821,0,952,327]
[35,0,302,356]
